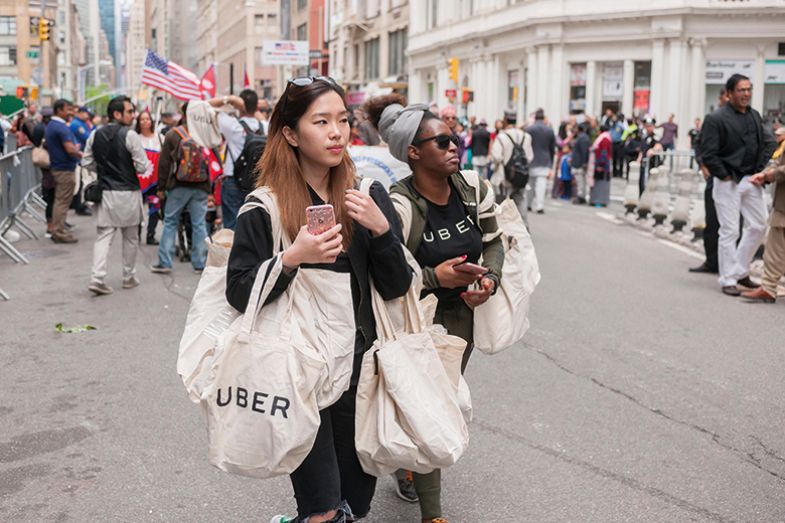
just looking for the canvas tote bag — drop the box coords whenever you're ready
[461,170,540,354]
[202,253,326,478]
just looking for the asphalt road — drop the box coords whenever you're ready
[1,196,784,522]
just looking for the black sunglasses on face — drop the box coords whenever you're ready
[412,133,460,150]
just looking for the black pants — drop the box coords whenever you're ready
[290,385,376,519]
[43,186,55,221]
[612,142,624,177]
[703,178,719,271]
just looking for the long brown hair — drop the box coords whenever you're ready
[258,79,355,248]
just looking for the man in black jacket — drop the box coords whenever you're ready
[471,119,491,178]
[82,96,150,295]
[700,74,777,296]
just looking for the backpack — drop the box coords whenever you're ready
[173,126,210,183]
[231,119,267,193]
[503,131,529,189]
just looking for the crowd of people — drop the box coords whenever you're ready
[2,70,783,523]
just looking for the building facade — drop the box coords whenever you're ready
[408,0,785,147]
[327,0,408,106]
[124,0,147,98]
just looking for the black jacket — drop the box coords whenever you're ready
[471,127,491,157]
[92,124,140,191]
[226,180,412,384]
[700,104,776,182]
[571,133,590,168]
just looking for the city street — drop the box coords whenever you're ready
[1,196,784,522]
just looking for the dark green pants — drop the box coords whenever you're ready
[414,299,473,519]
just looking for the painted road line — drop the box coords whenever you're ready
[595,211,623,224]
[656,239,704,260]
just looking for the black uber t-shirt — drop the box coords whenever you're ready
[414,180,483,303]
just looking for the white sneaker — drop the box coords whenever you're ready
[122,277,140,289]
[269,516,295,523]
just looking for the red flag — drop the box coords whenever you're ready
[243,65,250,89]
[199,64,217,100]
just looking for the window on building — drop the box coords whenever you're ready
[255,15,265,28]
[633,61,652,117]
[0,46,17,66]
[268,13,277,26]
[297,0,308,10]
[426,0,437,30]
[0,16,16,36]
[364,37,380,81]
[388,29,407,77]
[296,23,307,41]
[569,63,587,114]
[353,43,359,79]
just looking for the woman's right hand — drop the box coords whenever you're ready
[434,255,483,289]
[282,224,343,269]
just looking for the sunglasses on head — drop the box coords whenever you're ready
[280,76,339,116]
[287,76,338,88]
[412,133,460,150]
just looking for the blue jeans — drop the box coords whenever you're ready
[158,186,208,269]
[221,176,247,231]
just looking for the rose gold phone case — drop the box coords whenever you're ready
[306,204,336,235]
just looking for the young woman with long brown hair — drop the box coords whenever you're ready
[225,77,412,523]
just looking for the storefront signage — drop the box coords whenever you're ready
[764,60,785,84]
[705,60,753,85]
[634,89,650,111]
[570,64,586,87]
[445,88,457,98]
[261,40,309,66]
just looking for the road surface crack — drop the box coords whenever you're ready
[473,419,731,522]
[532,347,785,483]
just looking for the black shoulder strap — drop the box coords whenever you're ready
[237,117,264,137]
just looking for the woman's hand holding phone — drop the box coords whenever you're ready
[344,189,389,237]
[282,224,344,269]
[434,255,484,289]
[461,277,495,309]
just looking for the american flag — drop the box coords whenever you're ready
[141,49,202,101]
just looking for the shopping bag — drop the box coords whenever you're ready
[462,170,540,354]
[355,276,469,476]
[202,255,325,478]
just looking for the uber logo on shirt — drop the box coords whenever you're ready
[423,216,474,243]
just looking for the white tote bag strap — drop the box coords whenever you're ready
[389,192,413,242]
[238,255,286,339]
[244,187,292,251]
[460,170,501,243]
[358,176,375,195]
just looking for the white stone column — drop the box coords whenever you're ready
[537,44,550,113]
[752,44,766,112]
[585,60,597,117]
[667,39,684,121]
[650,39,665,120]
[517,59,526,123]
[689,38,706,121]
[437,66,450,108]
[526,47,538,118]
[623,59,635,117]
[491,55,502,119]
[550,44,565,122]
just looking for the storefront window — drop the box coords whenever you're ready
[569,63,586,114]
[601,62,623,115]
[764,60,785,122]
[704,60,753,114]
[507,70,519,111]
[633,61,652,117]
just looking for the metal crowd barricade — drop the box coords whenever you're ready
[1,146,46,300]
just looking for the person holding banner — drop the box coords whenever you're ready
[135,110,164,245]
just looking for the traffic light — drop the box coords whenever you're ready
[29,17,39,36]
[16,86,29,99]
[448,57,459,84]
[39,18,54,42]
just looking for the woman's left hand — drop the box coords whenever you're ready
[461,277,495,308]
[345,189,390,237]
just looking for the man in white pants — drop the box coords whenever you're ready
[700,74,777,296]
[524,109,557,214]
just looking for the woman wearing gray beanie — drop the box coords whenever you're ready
[363,95,505,523]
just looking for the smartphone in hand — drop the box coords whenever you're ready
[453,262,488,276]
[306,204,336,235]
